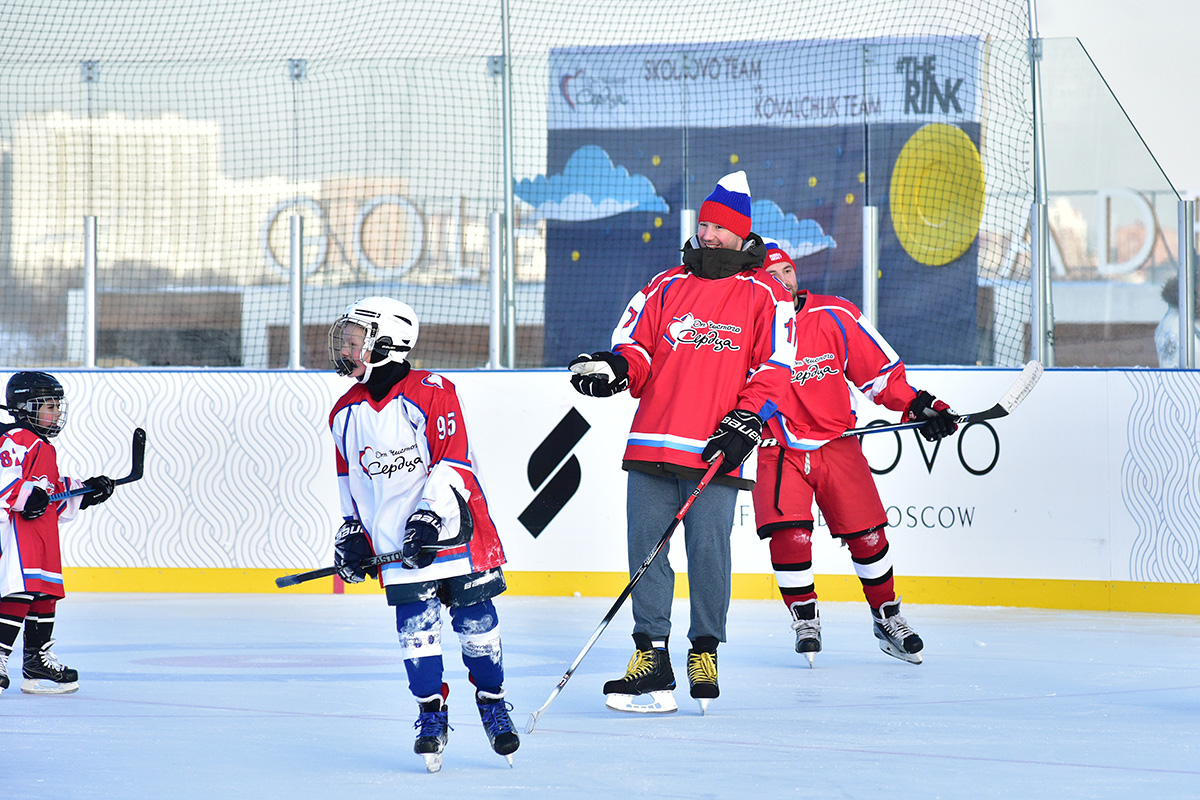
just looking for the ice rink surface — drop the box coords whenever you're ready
[0,592,1196,799]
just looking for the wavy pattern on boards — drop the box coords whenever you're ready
[50,372,340,571]
[1121,372,1200,583]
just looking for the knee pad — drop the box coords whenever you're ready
[450,599,501,663]
[396,598,443,661]
[843,527,893,584]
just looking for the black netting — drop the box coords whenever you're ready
[0,0,1032,369]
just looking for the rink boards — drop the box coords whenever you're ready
[15,367,1199,613]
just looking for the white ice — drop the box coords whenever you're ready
[0,593,1197,799]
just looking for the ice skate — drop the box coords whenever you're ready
[21,640,79,694]
[476,689,520,766]
[790,599,821,668]
[413,685,451,773]
[603,636,677,714]
[0,646,10,694]
[872,598,923,664]
[686,642,719,714]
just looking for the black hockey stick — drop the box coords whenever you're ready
[276,494,476,589]
[275,549,409,588]
[49,427,147,502]
[526,454,725,734]
[841,360,1044,438]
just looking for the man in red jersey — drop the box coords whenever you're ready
[754,243,958,666]
[569,171,796,713]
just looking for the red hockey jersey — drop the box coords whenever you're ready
[611,265,796,483]
[768,291,920,449]
[0,426,85,598]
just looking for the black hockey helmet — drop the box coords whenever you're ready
[5,371,67,438]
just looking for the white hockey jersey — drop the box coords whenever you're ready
[328,370,506,586]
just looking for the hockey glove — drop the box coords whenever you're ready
[700,409,763,474]
[905,390,959,442]
[79,475,115,510]
[402,509,443,570]
[20,485,49,520]
[333,520,377,583]
[568,351,630,397]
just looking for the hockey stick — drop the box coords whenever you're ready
[841,360,1044,438]
[49,427,147,502]
[276,490,478,588]
[274,549,409,588]
[525,454,725,734]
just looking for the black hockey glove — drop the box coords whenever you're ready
[905,390,959,442]
[402,509,442,570]
[333,520,376,583]
[701,409,763,474]
[79,475,115,510]
[20,485,49,520]
[569,351,630,397]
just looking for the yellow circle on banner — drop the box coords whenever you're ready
[654,217,663,228]
[571,251,580,261]
[730,154,739,164]
[808,176,818,187]
[890,123,985,266]
[652,155,661,166]
[642,232,651,243]
[845,193,855,204]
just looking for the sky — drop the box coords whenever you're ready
[1036,0,1200,192]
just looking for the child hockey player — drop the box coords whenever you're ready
[754,244,958,666]
[327,296,518,772]
[1,371,115,694]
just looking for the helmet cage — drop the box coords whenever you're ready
[327,297,419,382]
[5,372,68,438]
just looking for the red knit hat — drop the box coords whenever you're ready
[698,171,752,240]
[763,240,794,270]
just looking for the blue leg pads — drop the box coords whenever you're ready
[396,598,443,698]
[450,599,503,694]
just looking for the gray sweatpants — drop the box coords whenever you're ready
[626,469,739,646]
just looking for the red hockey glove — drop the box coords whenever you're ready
[905,391,959,442]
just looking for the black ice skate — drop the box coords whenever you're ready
[872,598,924,664]
[686,638,719,714]
[790,599,822,668]
[22,640,79,694]
[0,645,10,694]
[413,685,451,773]
[603,634,677,714]
[476,689,520,766]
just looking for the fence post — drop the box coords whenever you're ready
[861,205,879,325]
[289,214,303,369]
[1179,199,1196,368]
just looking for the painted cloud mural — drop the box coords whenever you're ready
[514,145,669,222]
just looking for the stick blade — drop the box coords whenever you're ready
[998,360,1044,415]
[274,574,301,588]
[526,710,541,734]
[128,428,147,480]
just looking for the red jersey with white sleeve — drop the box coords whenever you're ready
[611,265,796,483]
[329,370,505,586]
[768,290,920,450]
[0,425,85,598]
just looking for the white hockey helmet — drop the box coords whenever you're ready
[328,296,420,382]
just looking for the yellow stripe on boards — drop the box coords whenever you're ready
[60,568,1200,614]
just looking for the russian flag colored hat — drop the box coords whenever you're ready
[699,170,752,240]
[763,238,795,269]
